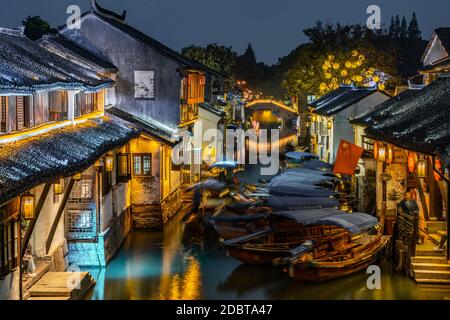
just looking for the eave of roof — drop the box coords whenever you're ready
[364,77,450,158]
[350,89,418,126]
[106,107,178,146]
[310,86,380,116]
[0,116,140,204]
[0,30,114,95]
[199,102,225,117]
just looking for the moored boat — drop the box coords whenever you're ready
[285,234,389,282]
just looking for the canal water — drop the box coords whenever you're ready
[84,210,450,300]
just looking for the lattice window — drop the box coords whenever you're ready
[66,209,96,240]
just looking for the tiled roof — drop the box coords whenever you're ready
[0,116,140,204]
[365,77,450,161]
[350,89,418,126]
[310,86,379,116]
[435,28,450,54]
[39,34,117,71]
[0,29,114,95]
[199,102,225,117]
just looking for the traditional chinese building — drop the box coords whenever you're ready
[54,0,225,228]
[0,27,140,299]
[308,85,390,163]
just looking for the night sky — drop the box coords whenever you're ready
[2,0,450,64]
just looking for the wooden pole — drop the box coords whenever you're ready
[447,178,450,260]
[21,183,51,258]
[45,178,75,254]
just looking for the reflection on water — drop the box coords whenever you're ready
[84,212,450,300]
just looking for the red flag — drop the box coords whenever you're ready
[333,139,364,175]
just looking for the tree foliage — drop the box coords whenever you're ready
[181,44,237,79]
[22,15,55,40]
[282,22,399,97]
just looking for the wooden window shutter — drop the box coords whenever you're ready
[16,96,24,131]
[24,96,33,128]
[0,97,7,132]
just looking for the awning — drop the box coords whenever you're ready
[0,116,140,204]
[267,196,339,211]
[285,152,318,161]
[273,209,378,233]
[268,180,336,197]
[273,208,342,224]
[317,212,378,234]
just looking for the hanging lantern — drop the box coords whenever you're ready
[417,158,427,178]
[311,114,317,122]
[21,192,36,220]
[73,173,82,181]
[407,152,416,173]
[373,142,378,160]
[434,158,442,181]
[105,153,114,172]
[378,144,386,162]
[386,145,394,164]
[53,179,64,195]
[327,120,332,129]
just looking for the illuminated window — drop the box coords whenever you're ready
[133,154,152,176]
[66,209,96,240]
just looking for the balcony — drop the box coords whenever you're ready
[180,104,199,126]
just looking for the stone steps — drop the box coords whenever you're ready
[413,269,450,280]
[411,262,450,271]
[28,271,95,300]
[415,249,447,257]
[415,278,450,284]
[411,256,449,264]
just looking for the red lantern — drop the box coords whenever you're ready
[386,145,394,164]
[373,142,378,160]
[407,152,416,173]
[434,158,442,181]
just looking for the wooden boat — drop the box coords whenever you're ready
[285,234,389,282]
[222,210,381,267]
[223,223,347,265]
[211,197,339,240]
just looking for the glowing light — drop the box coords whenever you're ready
[434,158,442,181]
[417,158,427,178]
[21,193,36,220]
[407,152,416,173]
[105,154,114,172]
[373,142,378,160]
[53,179,64,195]
[378,144,386,162]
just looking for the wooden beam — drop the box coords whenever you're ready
[21,183,51,257]
[413,171,429,221]
[45,178,75,254]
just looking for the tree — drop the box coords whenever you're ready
[393,15,401,39]
[388,17,395,38]
[181,44,237,79]
[22,15,55,40]
[282,22,399,97]
[400,16,408,39]
[408,12,421,40]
